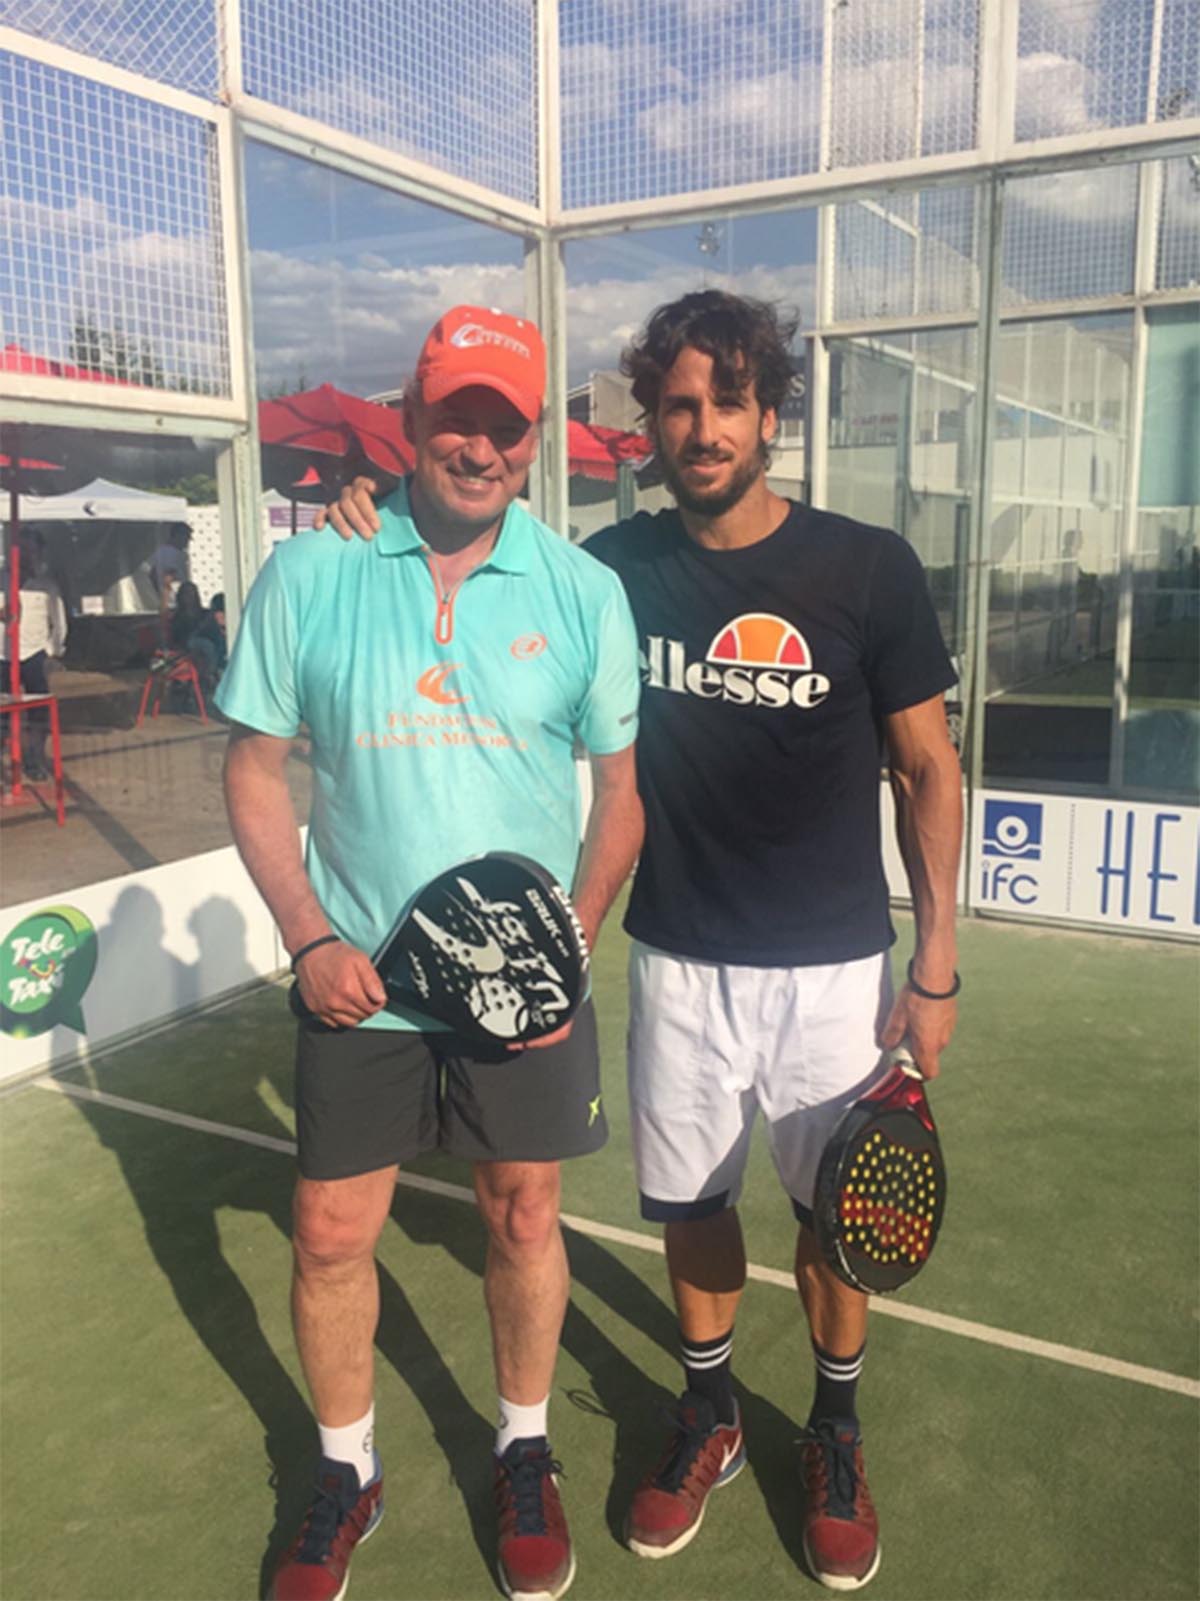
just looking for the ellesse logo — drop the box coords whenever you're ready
[416,663,467,705]
[643,612,831,709]
[708,613,811,669]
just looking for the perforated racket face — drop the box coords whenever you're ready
[815,1100,946,1294]
[374,853,587,1046]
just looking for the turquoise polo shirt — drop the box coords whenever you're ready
[216,483,639,1029]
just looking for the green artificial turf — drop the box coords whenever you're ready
[3,908,1198,1600]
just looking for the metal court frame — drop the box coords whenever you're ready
[2,0,1198,850]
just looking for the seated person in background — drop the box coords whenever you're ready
[0,532,68,781]
[150,525,191,604]
[168,580,225,696]
[208,591,228,656]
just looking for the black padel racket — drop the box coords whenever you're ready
[813,1049,946,1294]
[371,852,589,1046]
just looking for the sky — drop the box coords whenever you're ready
[0,0,1197,400]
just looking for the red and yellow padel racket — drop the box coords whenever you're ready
[813,1049,946,1294]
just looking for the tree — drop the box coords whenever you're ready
[69,315,167,388]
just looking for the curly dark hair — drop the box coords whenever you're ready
[620,290,799,422]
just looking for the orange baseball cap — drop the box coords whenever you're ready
[415,305,546,422]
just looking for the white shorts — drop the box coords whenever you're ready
[627,942,893,1226]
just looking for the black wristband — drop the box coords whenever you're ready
[290,934,341,973]
[906,959,961,1000]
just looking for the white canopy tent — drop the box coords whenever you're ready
[14,478,192,623]
[14,477,189,523]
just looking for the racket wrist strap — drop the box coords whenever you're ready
[290,933,341,972]
[906,959,961,1000]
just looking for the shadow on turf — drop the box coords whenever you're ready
[385,1183,686,1579]
[69,1041,812,1597]
[65,1067,498,1595]
[385,1182,812,1580]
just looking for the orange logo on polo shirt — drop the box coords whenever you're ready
[417,662,468,706]
[642,612,831,710]
[511,633,547,659]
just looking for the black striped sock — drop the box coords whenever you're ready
[681,1327,736,1426]
[808,1338,866,1427]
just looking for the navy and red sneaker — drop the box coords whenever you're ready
[626,1391,745,1559]
[494,1437,576,1601]
[269,1456,384,1601]
[799,1420,881,1590]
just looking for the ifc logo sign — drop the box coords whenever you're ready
[0,906,98,1039]
[982,799,1044,861]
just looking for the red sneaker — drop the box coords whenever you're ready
[799,1420,881,1590]
[494,1438,576,1601]
[626,1392,745,1559]
[268,1457,383,1601]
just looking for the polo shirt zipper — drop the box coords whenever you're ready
[422,548,466,645]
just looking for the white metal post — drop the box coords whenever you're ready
[214,104,265,632]
[525,234,569,538]
[1109,150,1163,790]
[976,0,1020,165]
[807,0,838,508]
[537,0,561,226]
[965,177,1006,827]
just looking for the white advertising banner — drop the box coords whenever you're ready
[0,845,284,1087]
[969,791,1200,935]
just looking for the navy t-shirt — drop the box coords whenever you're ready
[585,502,956,966]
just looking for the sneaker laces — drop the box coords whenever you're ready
[798,1419,860,1521]
[652,1395,714,1493]
[501,1446,564,1536]
[295,1470,358,1562]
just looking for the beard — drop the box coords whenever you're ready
[660,447,764,518]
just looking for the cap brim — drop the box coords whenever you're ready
[422,368,542,423]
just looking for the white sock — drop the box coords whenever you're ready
[496,1395,549,1457]
[318,1405,376,1488]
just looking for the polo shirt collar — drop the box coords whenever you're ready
[375,477,535,573]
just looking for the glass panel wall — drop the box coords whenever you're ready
[244,143,528,405]
[563,206,816,542]
[983,313,1133,787]
[825,327,977,674]
[1,426,237,906]
[1127,303,1200,796]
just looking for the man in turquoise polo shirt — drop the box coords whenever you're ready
[217,305,642,1601]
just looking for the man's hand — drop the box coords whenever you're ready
[313,476,383,540]
[295,939,386,1028]
[510,1017,575,1053]
[880,986,956,1079]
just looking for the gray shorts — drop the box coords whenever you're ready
[294,997,607,1179]
[627,945,892,1225]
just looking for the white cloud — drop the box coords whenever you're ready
[1014,52,1098,140]
[565,261,817,386]
[247,251,527,394]
[0,194,117,247]
[637,67,822,185]
[561,40,686,130]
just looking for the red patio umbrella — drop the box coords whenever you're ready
[1,342,128,385]
[566,420,652,482]
[259,383,414,505]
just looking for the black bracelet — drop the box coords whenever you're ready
[290,934,341,972]
[906,959,961,1000]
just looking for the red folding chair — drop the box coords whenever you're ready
[136,649,208,726]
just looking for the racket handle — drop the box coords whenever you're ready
[890,1045,922,1079]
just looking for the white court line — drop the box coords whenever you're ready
[35,1077,1200,1402]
